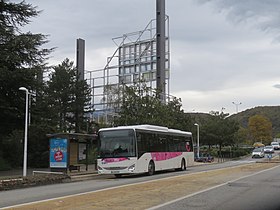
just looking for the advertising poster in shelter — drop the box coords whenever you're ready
[50,138,68,168]
[79,143,86,161]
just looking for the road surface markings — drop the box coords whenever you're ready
[147,164,280,210]
[2,163,279,210]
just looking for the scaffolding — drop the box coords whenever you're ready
[85,17,170,123]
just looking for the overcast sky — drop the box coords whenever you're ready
[22,0,280,114]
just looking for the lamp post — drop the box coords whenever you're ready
[19,87,29,177]
[232,102,242,113]
[194,123,200,158]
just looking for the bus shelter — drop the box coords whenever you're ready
[46,133,97,174]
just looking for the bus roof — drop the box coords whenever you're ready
[98,124,192,136]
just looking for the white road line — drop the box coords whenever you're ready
[147,164,280,210]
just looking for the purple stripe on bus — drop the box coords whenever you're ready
[102,157,129,163]
[151,152,183,161]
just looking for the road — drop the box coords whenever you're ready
[150,163,280,210]
[0,154,279,209]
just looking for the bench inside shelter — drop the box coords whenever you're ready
[69,164,81,172]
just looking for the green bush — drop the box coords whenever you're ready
[198,147,251,158]
[2,130,23,168]
[0,156,12,171]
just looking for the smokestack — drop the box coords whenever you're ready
[76,38,85,81]
[156,0,166,103]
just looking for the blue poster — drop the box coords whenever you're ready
[50,138,68,168]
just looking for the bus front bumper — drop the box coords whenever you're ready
[97,164,136,175]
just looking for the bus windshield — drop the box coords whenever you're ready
[99,129,136,158]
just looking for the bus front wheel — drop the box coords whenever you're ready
[148,161,155,176]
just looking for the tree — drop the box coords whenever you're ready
[236,127,250,145]
[113,81,161,126]
[248,114,272,145]
[46,58,92,133]
[200,111,239,155]
[274,133,280,138]
[72,72,93,132]
[0,0,53,168]
[113,80,191,130]
[164,97,192,131]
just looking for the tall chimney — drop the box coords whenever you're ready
[156,0,166,102]
[76,38,85,81]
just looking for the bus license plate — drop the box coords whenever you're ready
[112,171,120,174]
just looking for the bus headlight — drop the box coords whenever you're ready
[97,166,103,171]
[128,164,135,172]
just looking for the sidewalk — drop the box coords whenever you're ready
[0,164,97,179]
[0,160,222,179]
[0,165,99,191]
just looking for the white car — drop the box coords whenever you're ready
[252,148,265,158]
[264,145,274,153]
[271,142,280,150]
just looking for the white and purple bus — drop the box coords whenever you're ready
[97,124,194,177]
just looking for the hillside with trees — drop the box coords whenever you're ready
[187,106,280,147]
[230,106,280,137]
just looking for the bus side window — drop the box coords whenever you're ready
[159,135,167,152]
[137,133,145,157]
[174,138,179,152]
[167,136,173,151]
[187,136,193,151]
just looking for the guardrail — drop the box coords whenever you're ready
[32,171,64,175]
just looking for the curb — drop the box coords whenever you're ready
[70,173,99,182]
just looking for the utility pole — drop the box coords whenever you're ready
[232,102,242,113]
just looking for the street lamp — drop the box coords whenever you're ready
[232,102,242,113]
[19,87,29,177]
[194,123,200,158]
